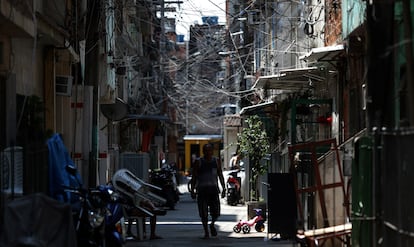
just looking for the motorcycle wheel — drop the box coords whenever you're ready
[255,221,265,232]
[233,225,241,233]
[227,189,236,206]
[187,179,192,193]
[106,231,125,247]
[242,224,251,234]
[174,189,180,203]
[165,188,176,210]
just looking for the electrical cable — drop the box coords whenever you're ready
[108,0,325,129]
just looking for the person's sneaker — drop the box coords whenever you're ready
[210,224,217,236]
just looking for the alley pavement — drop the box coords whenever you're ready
[125,183,300,247]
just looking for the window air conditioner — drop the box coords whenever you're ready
[56,75,73,96]
[1,146,24,195]
[248,10,262,25]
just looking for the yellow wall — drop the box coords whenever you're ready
[184,139,222,174]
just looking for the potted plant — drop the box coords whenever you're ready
[237,115,270,201]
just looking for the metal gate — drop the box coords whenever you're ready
[288,138,350,246]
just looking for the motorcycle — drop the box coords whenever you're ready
[226,170,241,206]
[103,184,127,247]
[64,165,114,247]
[233,208,266,234]
[149,165,179,209]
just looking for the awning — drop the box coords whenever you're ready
[240,101,275,115]
[299,44,344,62]
[183,135,222,141]
[126,114,170,121]
[252,67,326,91]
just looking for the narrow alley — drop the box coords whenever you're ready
[125,184,299,247]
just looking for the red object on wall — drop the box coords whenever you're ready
[141,123,156,152]
[71,102,83,108]
[72,153,82,159]
[317,116,332,124]
[99,153,107,158]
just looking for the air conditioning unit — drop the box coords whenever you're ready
[56,75,73,96]
[248,10,262,25]
[1,146,24,195]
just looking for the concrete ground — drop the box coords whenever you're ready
[125,182,300,247]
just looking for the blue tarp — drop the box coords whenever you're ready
[47,133,82,203]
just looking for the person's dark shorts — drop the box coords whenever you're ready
[197,192,220,220]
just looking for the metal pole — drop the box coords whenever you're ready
[402,0,414,125]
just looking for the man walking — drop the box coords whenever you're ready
[190,143,226,239]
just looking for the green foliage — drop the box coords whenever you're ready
[237,115,270,200]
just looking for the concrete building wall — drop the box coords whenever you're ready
[223,126,239,169]
[13,38,43,96]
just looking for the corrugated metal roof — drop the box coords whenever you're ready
[252,67,326,91]
[299,44,344,62]
[223,115,241,127]
[239,101,275,115]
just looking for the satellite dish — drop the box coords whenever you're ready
[100,98,128,121]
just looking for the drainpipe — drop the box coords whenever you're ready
[366,3,394,246]
[402,0,414,125]
[85,0,100,187]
